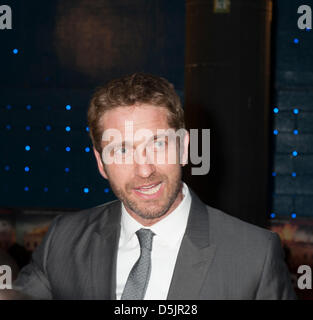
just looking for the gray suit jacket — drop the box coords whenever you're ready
[13,191,296,299]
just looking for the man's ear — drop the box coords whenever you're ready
[93,147,108,179]
[181,130,189,167]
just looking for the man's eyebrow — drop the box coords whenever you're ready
[103,134,168,148]
[103,140,131,149]
[142,133,169,144]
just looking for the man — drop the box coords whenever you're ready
[11,73,295,299]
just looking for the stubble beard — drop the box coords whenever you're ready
[108,169,183,220]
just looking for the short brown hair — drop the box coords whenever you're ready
[87,73,185,153]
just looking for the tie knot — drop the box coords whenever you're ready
[136,228,155,251]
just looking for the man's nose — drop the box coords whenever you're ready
[134,149,156,178]
[134,162,156,178]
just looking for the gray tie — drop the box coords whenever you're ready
[121,228,155,300]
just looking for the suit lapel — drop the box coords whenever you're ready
[167,190,216,299]
[90,201,121,300]
[87,190,215,300]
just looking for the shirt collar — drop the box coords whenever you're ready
[120,182,191,246]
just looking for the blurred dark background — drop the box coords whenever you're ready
[0,0,185,209]
[0,0,313,298]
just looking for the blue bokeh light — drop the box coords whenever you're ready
[24,166,30,172]
[6,125,11,130]
[25,145,31,151]
[46,125,52,131]
[85,147,90,152]
[4,165,10,171]
[293,129,299,135]
[291,172,296,177]
[6,105,12,110]
[273,107,279,114]
[24,186,29,192]
[292,151,298,157]
[65,146,71,152]
[293,108,299,114]
[26,105,32,110]
[273,129,278,135]
[272,172,276,177]
[66,105,71,110]
[83,187,89,194]
[25,125,31,131]
[64,167,70,173]
[294,38,299,44]
[44,187,48,192]
[13,48,18,54]
[65,126,71,132]
[291,213,296,219]
[104,188,109,193]
[86,126,89,132]
[270,213,276,219]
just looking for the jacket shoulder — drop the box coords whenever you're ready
[48,200,121,244]
[206,205,279,251]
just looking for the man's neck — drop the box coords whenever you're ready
[124,186,184,227]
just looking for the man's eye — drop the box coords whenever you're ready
[154,140,165,149]
[115,147,128,155]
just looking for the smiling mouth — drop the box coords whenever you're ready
[134,182,162,195]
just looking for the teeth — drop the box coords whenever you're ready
[137,183,161,195]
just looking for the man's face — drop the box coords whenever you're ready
[93,104,189,225]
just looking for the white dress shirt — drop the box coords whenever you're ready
[116,182,191,300]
